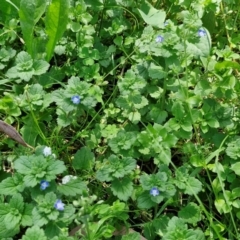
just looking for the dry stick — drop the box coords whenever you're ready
[0,120,34,149]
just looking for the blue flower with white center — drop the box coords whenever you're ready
[43,146,52,157]
[71,95,81,104]
[40,180,49,190]
[54,199,65,211]
[198,29,206,37]
[150,187,160,197]
[156,35,164,43]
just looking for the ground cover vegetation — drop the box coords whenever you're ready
[0,0,240,239]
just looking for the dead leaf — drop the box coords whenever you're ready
[0,120,34,149]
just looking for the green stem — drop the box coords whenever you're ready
[25,90,48,145]
[220,1,232,47]
[156,198,173,217]
[5,0,19,11]
[170,160,224,240]
[214,135,238,237]
[161,73,167,110]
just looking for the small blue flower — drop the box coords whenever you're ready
[71,95,81,104]
[164,21,168,27]
[156,35,164,43]
[54,199,65,211]
[150,187,160,197]
[198,29,206,37]
[40,180,49,190]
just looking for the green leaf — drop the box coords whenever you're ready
[163,216,205,239]
[215,61,240,72]
[156,147,171,165]
[163,217,186,237]
[0,220,19,238]
[45,0,70,61]
[6,56,33,81]
[32,208,48,227]
[187,230,206,240]
[178,202,201,224]
[96,155,136,182]
[14,156,32,174]
[108,130,137,153]
[165,118,180,131]
[207,118,220,128]
[22,226,47,240]
[0,94,21,116]
[45,222,61,239]
[1,0,19,22]
[5,212,21,230]
[111,177,133,201]
[138,2,166,28]
[21,116,42,146]
[139,172,175,200]
[118,70,147,94]
[9,193,24,212]
[137,191,156,209]
[46,159,67,178]
[39,66,65,88]
[57,178,87,196]
[14,155,66,187]
[184,177,202,195]
[215,197,231,214]
[226,138,240,160]
[96,167,112,182]
[1,194,27,230]
[148,108,167,124]
[19,0,47,57]
[72,146,95,170]
[121,232,142,240]
[232,187,240,199]
[181,120,193,132]
[16,50,32,65]
[0,47,16,69]
[172,102,185,119]
[0,204,10,219]
[21,204,33,226]
[111,157,136,178]
[32,192,59,226]
[148,63,167,80]
[0,174,25,195]
[56,111,72,127]
[186,28,211,58]
[32,60,50,75]
[60,205,75,223]
[5,51,49,81]
[231,162,240,176]
[128,111,141,124]
[143,221,157,240]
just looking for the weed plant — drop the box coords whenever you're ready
[0,0,240,239]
